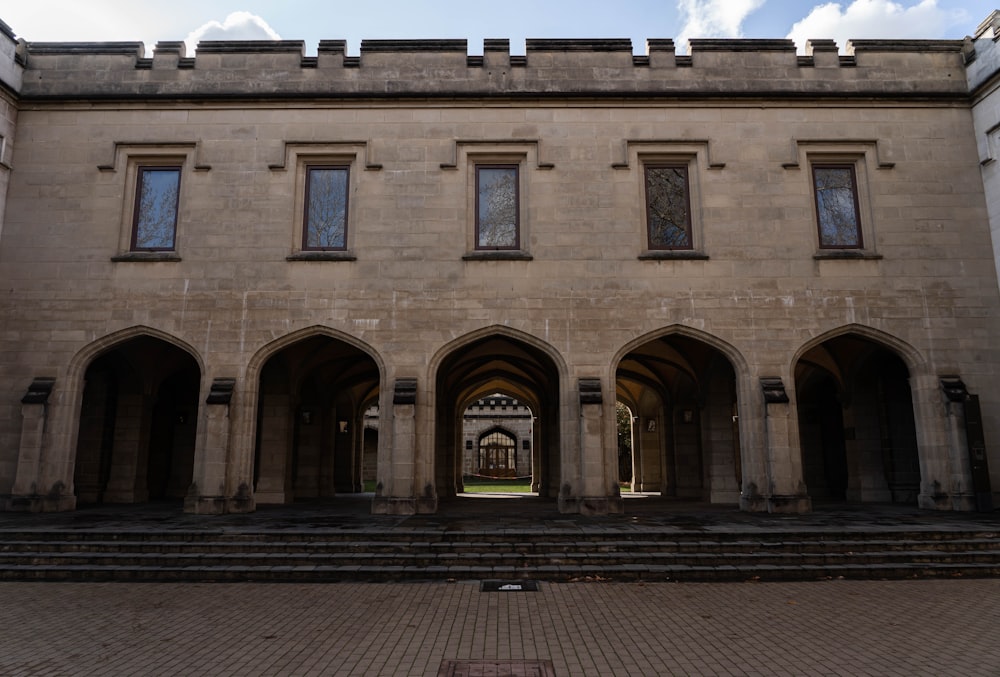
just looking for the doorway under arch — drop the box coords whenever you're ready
[434,333,561,501]
[254,334,380,503]
[615,332,742,503]
[73,335,201,504]
[795,333,920,504]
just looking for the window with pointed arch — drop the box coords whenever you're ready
[478,429,517,477]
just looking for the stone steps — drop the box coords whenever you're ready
[1,528,998,582]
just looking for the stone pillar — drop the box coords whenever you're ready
[7,379,74,511]
[373,378,423,515]
[103,390,151,503]
[633,397,664,493]
[910,373,963,510]
[758,377,811,513]
[842,395,892,503]
[254,392,293,504]
[560,378,622,515]
[704,387,740,504]
[186,378,245,514]
[939,377,977,511]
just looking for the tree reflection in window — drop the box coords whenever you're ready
[305,166,349,250]
[476,165,519,249]
[133,167,181,250]
[645,165,692,249]
[813,165,862,248]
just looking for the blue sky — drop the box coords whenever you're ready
[1,1,995,54]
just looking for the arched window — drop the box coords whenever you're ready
[478,430,517,477]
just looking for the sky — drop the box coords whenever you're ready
[1,0,996,55]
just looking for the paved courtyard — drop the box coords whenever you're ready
[1,577,998,676]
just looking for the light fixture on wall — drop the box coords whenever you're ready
[682,409,694,424]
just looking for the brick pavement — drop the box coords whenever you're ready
[1,578,998,676]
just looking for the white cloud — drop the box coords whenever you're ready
[675,0,767,50]
[786,0,967,52]
[185,11,281,53]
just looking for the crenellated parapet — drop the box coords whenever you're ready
[12,36,970,101]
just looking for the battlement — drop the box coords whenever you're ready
[5,36,969,101]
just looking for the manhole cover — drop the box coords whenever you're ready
[480,580,539,592]
[438,659,556,676]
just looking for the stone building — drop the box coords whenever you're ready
[0,16,998,516]
[461,395,533,480]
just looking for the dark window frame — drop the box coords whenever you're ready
[475,164,520,251]
[131,165,182,252]
[302,164,351,251]
[812,163,864,250]
[644,163,693,251]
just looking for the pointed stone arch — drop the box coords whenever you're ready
[792,324,925,505]
[790,323,926,378]
[613,325,748,504]
[66,327,204,506]
[241,325,386,504]
[430,325,568,505]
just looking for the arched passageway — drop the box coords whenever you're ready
[254,335,380,503]
[616,333,741,503]
[795,334,920,504]
[74,336,200,504]
[435,335,560,501]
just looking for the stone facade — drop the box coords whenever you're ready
[461,395,533,480]
[0,18,998,516]
[969,11,1000,295]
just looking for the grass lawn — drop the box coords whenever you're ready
[461,476,533,493]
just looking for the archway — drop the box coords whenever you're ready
[615,331,742,503]
[73,335,201,504]
[434,333,561,502]
[254,334,380,503]
[795,333,920,504]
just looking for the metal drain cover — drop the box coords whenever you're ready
[438,659,556,676]
[480,580,539,592]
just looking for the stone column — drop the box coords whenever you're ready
[186,378,244,514]
[254,392,293,504]
[842,394,892,503]
[373,378,423,515]
[758,377,811,513]
[103,390,151,503]
[939,377,977,511]
[634,398,664,493]
[7,379,73,511]
[561,378,622,515]
[910,372,962,510]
